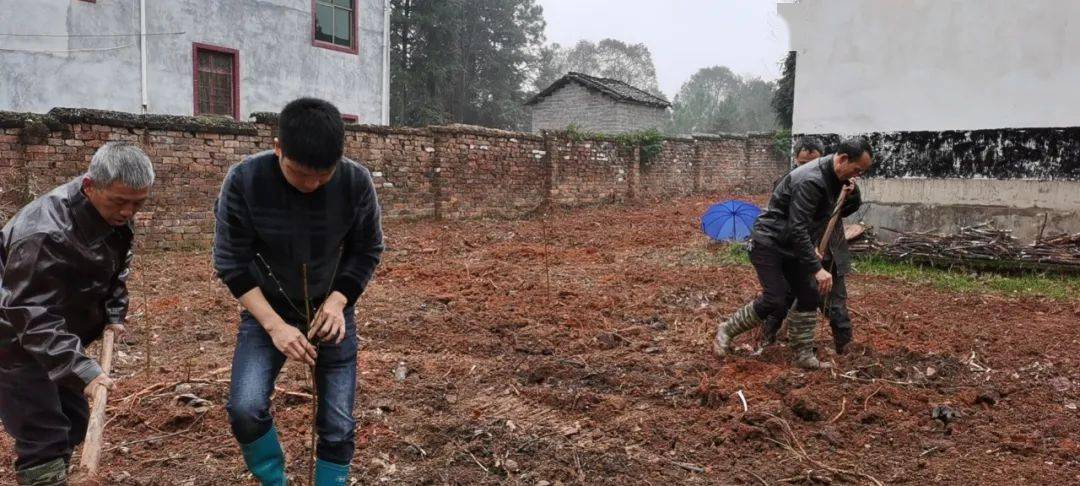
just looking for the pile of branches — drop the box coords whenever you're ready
[845,223,886,254]
[888,223,1020,261]
[849,222,1080,267]
[1024,232,1080,265]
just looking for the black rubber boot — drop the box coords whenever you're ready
[833,328,852,355]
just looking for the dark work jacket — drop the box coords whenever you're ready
[751,155,861,274]
[772,161,855,276]
[0,179,133,391]
[213,151,384,325]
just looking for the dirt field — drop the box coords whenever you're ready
[2,194,1077,485]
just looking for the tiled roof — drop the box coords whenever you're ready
[526,72,671,108]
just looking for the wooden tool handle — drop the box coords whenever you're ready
[817,185,853,257]
[79,328,116,475]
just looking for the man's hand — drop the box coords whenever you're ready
[843,179,858,196]
[267,321,317,365]
[815,268,833,296]
[83,373,114,398]
[308,292,348,344]
[105,323,125,341]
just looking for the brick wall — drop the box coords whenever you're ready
[696,134,751,194]
[744,133,790,192]
[345,126,436,219]
[549,137,633,205]
[0,108,787,250]
[639,137,697,198]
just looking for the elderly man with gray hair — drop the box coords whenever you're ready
[0,142,154,485]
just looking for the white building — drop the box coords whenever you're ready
[0,0,391,122]
[779,0,1080,242]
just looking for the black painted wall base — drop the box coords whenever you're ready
[799,127,1080,180]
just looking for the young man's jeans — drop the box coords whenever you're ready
[226,309,358,465]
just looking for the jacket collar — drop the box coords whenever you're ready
[68,180,131,245]
[816,155,843,192]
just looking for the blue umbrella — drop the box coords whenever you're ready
[701,200,761,241]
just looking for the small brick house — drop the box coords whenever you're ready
[526,72,671,134]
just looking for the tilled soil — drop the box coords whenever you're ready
[2,195,1077,485]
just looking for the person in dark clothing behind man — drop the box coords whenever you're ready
[0,142,154,486]
[713,137,871,369]
[214,98,383,485]
[793,137,825,166]
[761,136,858,354]
[768,137,823,190]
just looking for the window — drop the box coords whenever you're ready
[192,44,239,119]
[313,0,358,54]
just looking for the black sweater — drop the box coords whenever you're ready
[213,151,383,324]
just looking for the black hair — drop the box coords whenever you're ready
[835,136,873,161]
[278,97,345,170]
[793,136,824,156]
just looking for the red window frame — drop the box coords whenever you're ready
[192,43,240,120]
[311,0,359,55]
[341,114,359,123]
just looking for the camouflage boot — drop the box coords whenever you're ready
[788,311,831,369]
[16,458,67,486]
[713,303,762,357]
[779,317,791,342]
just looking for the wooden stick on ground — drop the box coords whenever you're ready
[80,327,117,475]
[302,263,319,486]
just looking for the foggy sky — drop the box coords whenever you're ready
[536,0,790,99]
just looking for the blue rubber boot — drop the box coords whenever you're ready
[239,426,287,486]
[314,459,350,485]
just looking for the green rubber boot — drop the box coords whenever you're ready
[314,459,350,485]
[240,426,287,486]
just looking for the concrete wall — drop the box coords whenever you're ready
[780,0,1080,237]
[852,179,1080,243]
[0,108,787,250]
[530,82,668,134]
[0,0,387,122]
[779,0,1080,134]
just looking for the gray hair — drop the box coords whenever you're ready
[87,142,155,189]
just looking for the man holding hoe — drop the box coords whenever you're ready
[761,137,859,355]
[713,137,872,369]
[0,143,154,485]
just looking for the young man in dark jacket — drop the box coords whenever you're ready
[214,98,383,485]
[713,137,872,369]
[0,143,154,485]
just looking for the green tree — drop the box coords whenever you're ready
[670,66,740,133]
[772,51,796,129]
[390,0,545,129]
[670,66,778,134]
[735,78,778,132]
[532,39,662,96]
